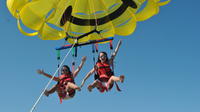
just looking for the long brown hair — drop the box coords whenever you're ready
[61,65,72,75]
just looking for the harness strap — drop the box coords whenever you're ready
[59,95,63,104]
[115,82,121,91]
[98,66,110,69]
[109,40,113,50]
[95,43,98,52]
[72,61,75,73]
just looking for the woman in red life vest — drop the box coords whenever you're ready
[81,40,124,92]
[37,56,86,102]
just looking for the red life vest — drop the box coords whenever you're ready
[96,62,113,82]
[95,62,121,92]
[58,74,74,85]
[57,74,75,103]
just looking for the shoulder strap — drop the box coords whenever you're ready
[94,64,99,80]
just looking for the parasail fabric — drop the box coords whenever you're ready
[7,0,170,43]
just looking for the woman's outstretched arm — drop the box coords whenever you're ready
[73,56,87,78]
[37,69,59,81]
[80,68,95,88]
[110,40,122,64]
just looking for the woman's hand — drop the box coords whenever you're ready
[81,56,87,62]
[37,69,44,75]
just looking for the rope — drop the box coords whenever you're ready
[89,0,104,39]
[92,44,96,66]
[30,41,77,112]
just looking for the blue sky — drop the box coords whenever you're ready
[0,0,200,112]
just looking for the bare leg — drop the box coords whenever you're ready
[65,82,81,91]
[87,80,102,92]
[44,85,58,97]
[107,75,125,88]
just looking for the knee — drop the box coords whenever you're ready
[55,84,59,88]
[93,80,99,84]
[109,76,115,81]
[110,76,114,79]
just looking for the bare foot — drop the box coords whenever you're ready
[76,87,81,91]
[87,85,93,92]
[120,75,125,83]
[44,90,49,97]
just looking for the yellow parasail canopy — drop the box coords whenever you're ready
[7,0,170,43]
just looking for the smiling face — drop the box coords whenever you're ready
[60,0,137,26]
[61,65,70,75]
[99,52,108,63]
[57,0,139,44]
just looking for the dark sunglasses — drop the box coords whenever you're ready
[62,69,68,72]
[100,55,106,58]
